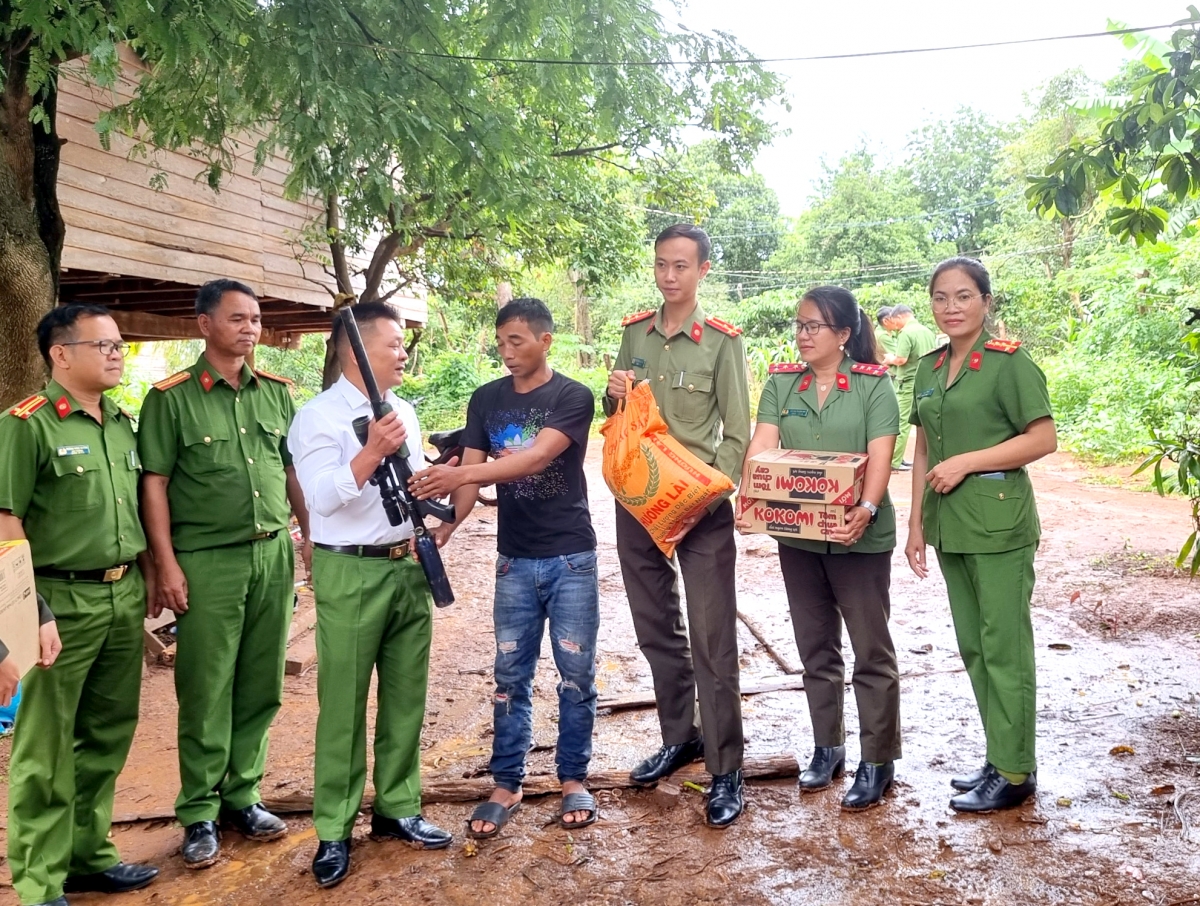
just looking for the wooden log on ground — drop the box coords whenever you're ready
[285,632,318,676]
[737,610,802,675]
[598,674,808,712]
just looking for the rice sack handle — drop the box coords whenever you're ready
[601,379,734,558]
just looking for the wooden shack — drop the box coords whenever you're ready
[54,47,425,344]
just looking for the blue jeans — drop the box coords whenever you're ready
[490,550,599,793]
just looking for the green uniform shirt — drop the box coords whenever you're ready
[138,355,296,553]
[607,303,751,486]
[757,359,899,554]
[910,334,1052,554]
[893,319,937,384]
[0,381,146,570]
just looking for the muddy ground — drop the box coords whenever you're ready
[2,446,1199,906]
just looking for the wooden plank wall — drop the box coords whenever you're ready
[56,48,426,326]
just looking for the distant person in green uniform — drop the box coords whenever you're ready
[605,223,751,828]
[0,304,158,906]
[288,303,452,889]
[138,280,310,868]
[883,305,937,471]
[905,257,1057,812]
[737,287,901,810]
[873,307,895,371]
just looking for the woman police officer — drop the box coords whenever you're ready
[905,257,1057,812]
[737,286,902,810]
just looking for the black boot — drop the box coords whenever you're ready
[370,814,452,849]
[798,745,846,792]
[705,769,744,828]
[840,762,894,810]
[950,771,1036,812]
[629,736,705,784]
[312,840,350,888]
[182,821,220,869]
[222,803,288,841]
[950,762,995,792]
[63,862,159,894]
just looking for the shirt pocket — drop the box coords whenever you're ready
[181,425,233,473]
[255,418,286,466]
[50,454,106,510]
[671,371,714,423]
[973,478,1023,533]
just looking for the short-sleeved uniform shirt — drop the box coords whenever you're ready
[462,371,596,559]
[757,359,900,554]
[0,381,146,570]
[607,303,751,486]
[893,319,938,384]
[138,355,296,552]
[910,334,1053,554]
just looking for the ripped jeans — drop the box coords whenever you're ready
[490,550,600,793]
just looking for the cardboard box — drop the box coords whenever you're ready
[744,449,867,506]
[737,497,847,541]
[0,541,40,676]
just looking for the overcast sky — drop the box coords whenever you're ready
[667,0,1189,215]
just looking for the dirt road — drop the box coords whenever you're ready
[2,450,1198,906]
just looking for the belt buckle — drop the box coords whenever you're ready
[103,565,128,583]
[388,542,409,560]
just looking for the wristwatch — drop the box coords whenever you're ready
[858,501,879,525]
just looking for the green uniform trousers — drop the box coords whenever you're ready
[311,549,432,842]
[892,378,915,468]
[174,533,293,825]
[936,544,1038,774]
[8,570,145,906]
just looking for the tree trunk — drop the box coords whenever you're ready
[0,49,58,408]
[570,270,594,368]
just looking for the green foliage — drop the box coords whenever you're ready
[1134,397,1200,575]
[255,335,330,403]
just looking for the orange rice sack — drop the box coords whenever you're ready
[601,379,734,558]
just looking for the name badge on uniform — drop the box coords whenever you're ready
[56,445,90,456]
[631,357,646,368]
[127,450,141,469]
[781,408,809,417]
[917,388,935,399]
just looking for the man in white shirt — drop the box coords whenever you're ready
[287,302,451,889]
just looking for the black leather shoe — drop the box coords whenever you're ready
[799,745,846,792]
[312,840,350,888]
[629,736,705,784]
[950,771,1036,812]
[182,821,220,869]
[63,862,159,894]
[841,762,894,810]
[222,803,288,841]
[705,769,744,828]
[370,814,452,849]
[950,762,995,792]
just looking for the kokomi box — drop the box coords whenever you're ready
[736,497,847,541]
[0,540,40,677]
[744,449,867,506]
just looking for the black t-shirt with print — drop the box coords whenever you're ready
[462,371,596,558]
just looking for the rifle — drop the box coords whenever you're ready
[337,308,456,608]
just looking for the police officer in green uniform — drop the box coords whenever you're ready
[0,305,159,906]
[738,287,901,810]
[605,223,751,828]
[884,305,937,471]
[905,257,1057,812]
[873,307,895,371]
[138,279,309,866]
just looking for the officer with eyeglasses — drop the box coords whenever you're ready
[0,304,159,906]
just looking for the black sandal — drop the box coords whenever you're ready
[552,791,598,829]
[465,800,521,839]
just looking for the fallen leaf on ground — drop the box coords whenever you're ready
[928,869,946,880]
[1048,643,1072,651]
[682,781,707,793]
[464,840,478,858]
[1109,745,1136,756]
[1111,790,1131,801]
[1151,784,1176,796]
[1069,590,1081,604]
[1056,797,1072,807]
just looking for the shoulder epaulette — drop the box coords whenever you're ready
[8,395,48,419]
[153,371,192,392]
[120,408,136,421]
[621,310,655,327]
[705,315,743,337]
[984,338,1022,354]
[255,369,294,386]
[922,344,949,358]
[850,362,889,377]
[768,363,808,374]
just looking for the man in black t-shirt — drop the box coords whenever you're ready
[410,298,599,838]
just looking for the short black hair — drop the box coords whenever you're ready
[496,298,553,336]
[36,304,112,365]
[929,256,992,297]
[655,223,711,265]
[875,306,893,326]
[196,278,257,316]
[331,301,405,362]
[891,304,913,317]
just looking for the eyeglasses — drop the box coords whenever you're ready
[931,292,982,311]
[793,319,832,336]
[58,340,131,357]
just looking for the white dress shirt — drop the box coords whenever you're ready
[288,376,424,546]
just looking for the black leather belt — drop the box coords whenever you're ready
[249,531,279,542]
[314,541,411,559]
[35,563,132,583]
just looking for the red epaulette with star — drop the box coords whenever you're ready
[153,371,191,392]
[705,315,742,337]
[621,310,655,327]
[8,395,48,419]
[255,369,294,386]
[768,363,808,374]
[850,362,889,377]
[984,338,1022,354]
